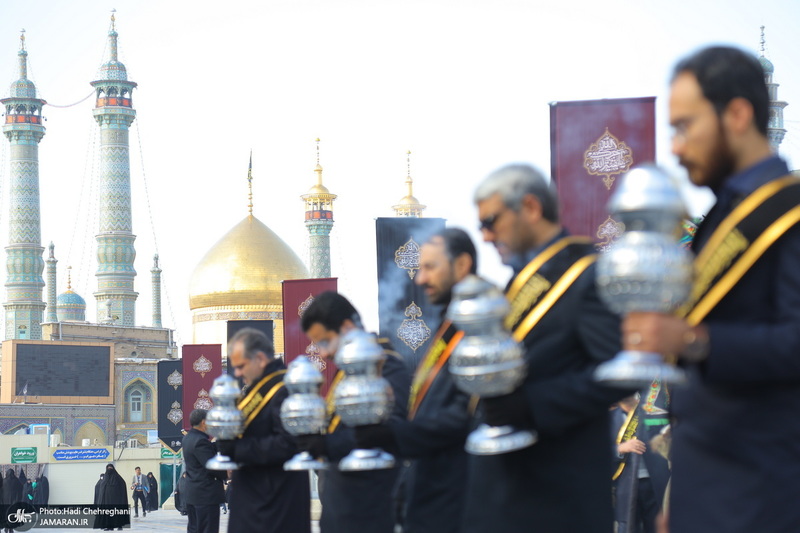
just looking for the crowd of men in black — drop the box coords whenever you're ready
[4,43,798,533]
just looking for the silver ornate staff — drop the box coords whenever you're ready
[447,275,537,455]
[205,373,244,470]
[280,355,329,471]
[594,164,693,387]
[333,329,396,471]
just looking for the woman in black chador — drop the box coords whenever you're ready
[93,464,130,531]
[146,472,159,511]
[2,469,22,504]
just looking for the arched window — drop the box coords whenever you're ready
[124,381,153,423]
[130,390,143,422]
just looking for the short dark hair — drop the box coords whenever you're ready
[228,327,275,360]
[301,292,362,333]
[135,466,141,471]
[672,46,769,136]
[428,228,478,274]
[189,409,208,427]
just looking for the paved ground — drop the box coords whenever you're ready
[25,507,321,532]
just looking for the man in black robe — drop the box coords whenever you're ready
[216,327,310,533]
[611,395,671,533]
[183,408,227,533]
[299,291,411,533]
[356,228,475,533]
[463,164,629,533]
[94,464,130,531]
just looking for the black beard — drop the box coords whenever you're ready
[705,121,736,192]
[428,287,453,306]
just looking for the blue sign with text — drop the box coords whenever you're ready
[52,448,110,461]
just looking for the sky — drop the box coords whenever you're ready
[0,0,798,347]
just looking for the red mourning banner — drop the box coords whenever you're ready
[182,344,222,431]
[550,97,656,249]
[282,278,339,396]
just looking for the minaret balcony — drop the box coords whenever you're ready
[305,210,333,221]
[5,114,41,124]
[96,97,132,108]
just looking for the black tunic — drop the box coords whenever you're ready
[391,322,471,533]
[228,360,311,533]
[463,237,629,533]
[321,340,412,533]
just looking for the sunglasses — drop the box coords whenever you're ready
[478,207,510,232]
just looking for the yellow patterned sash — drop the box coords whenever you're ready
[679,176,800,325]
[506,237,597,342]
[237,369,286,430]
[613,407,639,481]
[325,370,345,434]
[408,321,464,419]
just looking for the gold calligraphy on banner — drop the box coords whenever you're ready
[395,238,421,279]
[584,128,634,189]
[596,216,625,252]
[396,301,431,352]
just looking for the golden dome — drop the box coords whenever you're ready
[189,215,309,310]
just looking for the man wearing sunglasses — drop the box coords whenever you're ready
[464,164,629,533]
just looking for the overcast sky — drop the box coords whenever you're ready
[0,0,798,346]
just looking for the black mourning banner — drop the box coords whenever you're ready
[157,360,184,453]
[376,217,446,371]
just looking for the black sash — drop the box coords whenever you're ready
[680,176,800,325]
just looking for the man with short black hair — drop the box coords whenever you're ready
[356,228,476,533]
[299,292,411,533]
[626,46,800,533]
[218,328,310,533]
[181,409,227,533]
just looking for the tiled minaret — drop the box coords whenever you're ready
[91,13,139,325]
[759,26,788,153]
[1,31,47,340]
[45,243,58,323]
[151,254,162,328]
[301,139,337,278]
[392,150,426,217]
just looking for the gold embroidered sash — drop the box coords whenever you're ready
[679,176,800,325]
[506,237,598,342]
[408,321,464,419]
[237,369,286,430]
[325,370,345,434]
[613,408,640,481]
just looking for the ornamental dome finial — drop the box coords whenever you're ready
[392,150,426,217]
[247,151,254,216]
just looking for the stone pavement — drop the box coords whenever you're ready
[26,507,321,532]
